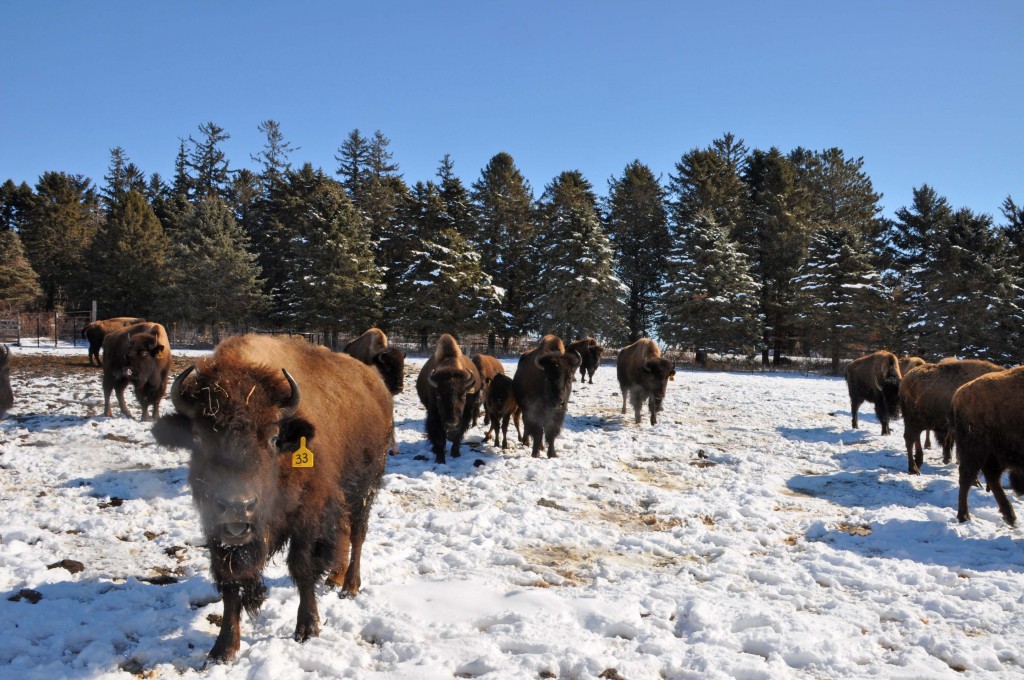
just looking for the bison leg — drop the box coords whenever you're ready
[293,578,321,643]
[938,427,953,465]
[544,424,560,458]
[632,390,644,425]
[924,430,932,449]
[208,584,244,663]
[588,369,594,385]
[648,396,659,426]
[850,397,862,429]
[982,462,1017,526]
[114,385,132,419]
[499,413,511,449]
[528,423,544,458]
[620,387,628,415]
[904,426,922,474]
[341,498,372,596]
[425,411,447,464]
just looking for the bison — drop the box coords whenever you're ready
[953,365,1024,525]
[0,346,12,419]
[151,334,392,662]
[845,350,902,435]
[568,338,604,384]
[899,358,1003,474]
[102,322,172,421]
[616,338,676,426]
[416,334,480,464]
[511,335,581,458]
[482,373,521,450]
[83,316,146,367]
[899,355,926,376]
[343,327,406,395]
[471,353,504,427]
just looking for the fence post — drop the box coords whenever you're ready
[91,300,97,323]
[54,311,59,347]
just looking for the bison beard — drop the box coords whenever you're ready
[152,335,390,663]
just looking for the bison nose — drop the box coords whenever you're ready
[216,495,258,523]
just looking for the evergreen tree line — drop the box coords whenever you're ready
[1,123,1022,367]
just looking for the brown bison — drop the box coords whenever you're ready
[511,335,581,458]
[471,353,505,427]
[616,338,676,426]
[568,338,604,384]
[483,373,521,450]
[83,316,146,367]
[416,334,481,464]
[0,346,12,419]
[102,322,172,421]
[845,350,902,435]
[151,334,392,662]
[343,327,406,395]
[953,365,1024,525]
[899,359,1003,474]
[899,355,926,376]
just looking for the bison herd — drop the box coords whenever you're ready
[5,321,1024,663]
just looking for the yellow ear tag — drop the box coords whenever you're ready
[292,437,314,468]
[669,375,676,381]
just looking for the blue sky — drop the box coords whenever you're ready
[2,1,1021,219]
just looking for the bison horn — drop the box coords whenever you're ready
[569,350,583,368]
[533,352,548,370]
[465,371,476,389]
[428,371,439,389]
[280,368,301,415]
[170,365,198,418]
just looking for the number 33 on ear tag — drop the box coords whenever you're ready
[292,437,314,468]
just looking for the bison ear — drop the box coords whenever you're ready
[278,417,316,453]
[150,343,165,357]
[151,413,196,451]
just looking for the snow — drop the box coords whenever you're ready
[2,344,1024,678]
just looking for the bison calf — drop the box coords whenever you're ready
[416,334,480,464]
[483,373,521,449]
[0,346,12,419]
[899,359,1003,474]
[471,353,504,427]
[102,322,171,421]
[845,350,901,435]
[512,335,581,458]
[617,338,676,426]
[953,365,1024,526]
[152,334,392,662]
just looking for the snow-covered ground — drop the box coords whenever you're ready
[1,344,1023,679]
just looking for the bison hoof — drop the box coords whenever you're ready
[957,511,970,523]
[908,466,920,475]
[293,620,320,643]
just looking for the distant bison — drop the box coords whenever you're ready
[899,355,926,377]
[616,338,676,425]
[416,334,480,464]
[0,346,12,419]
[343,327,405,395]
[471,353,504,427]
[151,334,392,662]
[511,335,581,458]
[568,338,604,385]
[899,358,1003,474]
[845,351,902,435]
[483,373,520,450]
[83,317,146,367]
[102,322,171,421]
[953,365,1024,525]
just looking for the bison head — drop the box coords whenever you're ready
[152,364,314,579]
[642,358,676,414]
[428,366,476,440]
[535,350,582,411]
[374,347,406,395]
[124,332,166,385]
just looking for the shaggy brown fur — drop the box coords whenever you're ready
[471,353,505,427]
[616,338,676,426]
[511,334,581,458]
[953,365,1024,526]
[151,334,392,662]
[416,334,481,464]
[83,317,145,367]
[845,351,902,435]
[483,373,521,450]
[102,322,171,421]
[899,359,1003,474]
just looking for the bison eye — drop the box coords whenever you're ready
[269,435,279,447]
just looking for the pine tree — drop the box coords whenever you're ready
[0,229,42,310]
[20,172,101,309]
[659,210,760,363]
[737,148,811,364]
[795,227,886,373]
[534,171,627,341]
[790,147,884,239]
[0,180,33,233]
[470,152,538,349]
[335,129,371,204]
[668,133,749,239]
[604,160,670,341]
[251,119,296,192]
[100,147,146,214]
[83,190,169,317]
[187,121,231,201]
[162,196,267,334]
[271,164,382,341]
[393,180,498,348]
